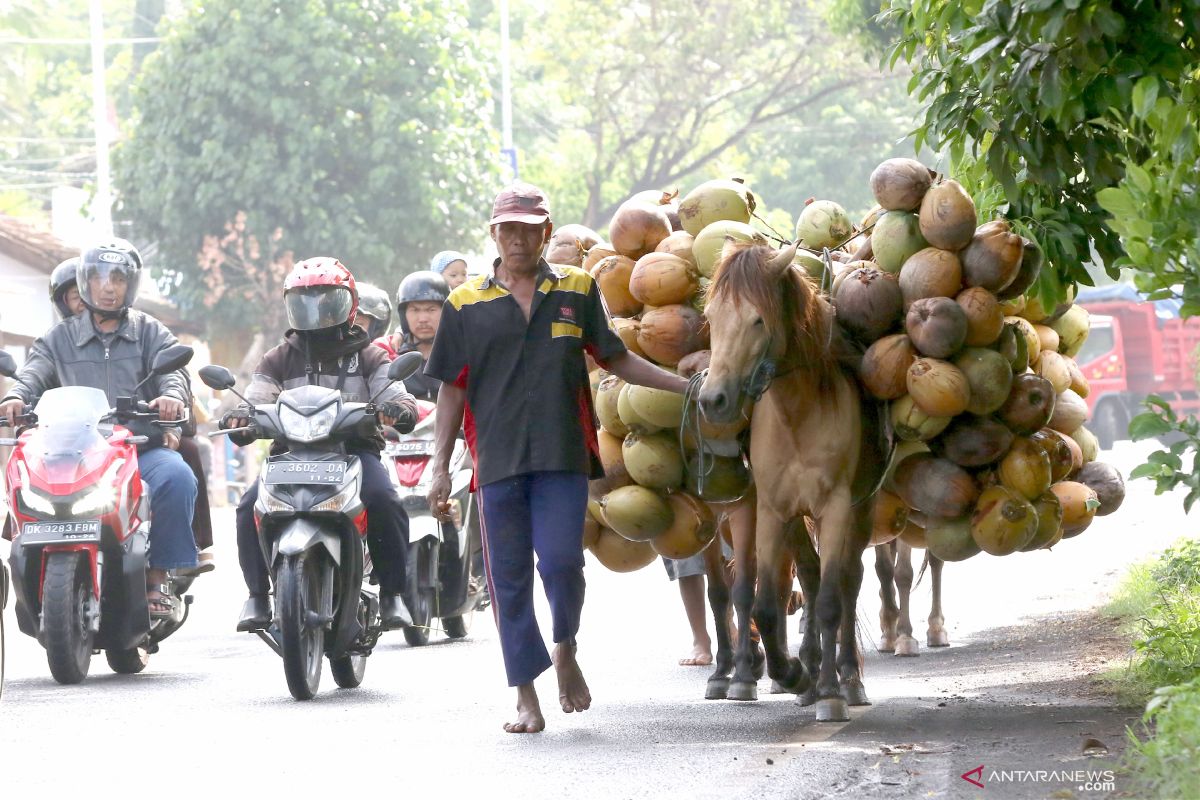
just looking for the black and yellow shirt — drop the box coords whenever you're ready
[425,258,627,487]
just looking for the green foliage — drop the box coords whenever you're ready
[1125,675,1200,800]
[511,0,882,229]
[115,0,499,339]
[1152,539,1200,591]
[1129,396,1200,513]
[882,0,1200,307]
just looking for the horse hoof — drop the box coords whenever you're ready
[879,637,896,653]
[894,636,920,657]
[798,688,818,707]
[815,697,850,722]
[841,682,871,706]
[927,629,950,647]
[705,678,730,700]
[728,681,758,702]
[751,650,766,680]
[769,680,788,695]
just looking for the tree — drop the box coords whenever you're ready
[510,0,884,230]
[115,0,499,342]
[876,0,1200,308]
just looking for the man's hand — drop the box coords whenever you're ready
[149,395,184,422]
[163,429,181,450]
[0,398,26,428]
[427,469,453,521]
[380,401,417,434]
[220,407,250,430]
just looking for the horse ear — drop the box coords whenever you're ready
[765,242,798,280]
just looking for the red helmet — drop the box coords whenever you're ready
[283,257,358,331]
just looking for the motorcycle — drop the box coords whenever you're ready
[385,398,487,645]
[0,349,13,698]
[201,351,422,701]
[1,345,197,685]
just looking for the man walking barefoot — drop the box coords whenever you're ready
[426,183,687,733]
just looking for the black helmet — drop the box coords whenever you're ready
[50,257,81,319]
[355,282,393,339]
[396,270,449,336]
[78,238,143,319]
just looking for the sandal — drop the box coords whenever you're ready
[147,584,174,619]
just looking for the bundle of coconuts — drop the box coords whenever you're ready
[820,157,1126,562]
[548,181,765,572]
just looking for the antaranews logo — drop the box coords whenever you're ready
[959,764,1116,792]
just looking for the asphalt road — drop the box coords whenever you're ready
[0,439,1181,799]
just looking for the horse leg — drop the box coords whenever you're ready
[893,539,919,657]
[727,493,762,701]
[926,552,950,647]
[704,517,734,699]
[744,513,807,700]
[793,518,823,707]
[811,495,859,722]
[837,507,873,707]
[875,541,899,652]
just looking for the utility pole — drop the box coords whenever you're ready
[89,0,113,237]
[499,0,517,182]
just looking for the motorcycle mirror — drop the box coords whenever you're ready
[0,349,16,379]
[150,344,195,375]
[199,365,237,391]
[388,351,424,383]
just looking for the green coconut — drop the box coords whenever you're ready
[627,384,687,430]
[924,515,982,562]
[599,485,675,542]
[871,211,928,274]
[677,179,756,237]
[795,200,853,250]
[617,382,662,434]
[685,452,751,502]
[622,431,685,489]
[595,375,629,437]
[692,220,767,278]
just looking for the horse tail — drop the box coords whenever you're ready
[914,548,930,589]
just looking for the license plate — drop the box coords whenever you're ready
[388,440,433,457]
[21,520,101,544]
[263,460,348,485]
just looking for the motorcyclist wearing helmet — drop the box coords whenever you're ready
[372,270,449,402]
[1,239,198,616]
[221,257,419,632]
[353,282,392,341]
[49,257,86,318]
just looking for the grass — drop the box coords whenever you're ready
[1104,537,1200,798]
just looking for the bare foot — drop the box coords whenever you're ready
[503,683,545,734]
[553,642,591,713]
[679,645,713,667]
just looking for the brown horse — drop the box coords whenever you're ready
[698,241,888,721]
[875,541,949,655]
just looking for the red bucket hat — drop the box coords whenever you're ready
[490,182,551,225]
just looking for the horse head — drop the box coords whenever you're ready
[698,241,798,423]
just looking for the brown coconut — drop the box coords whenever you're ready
[892,452,980,518]
[931,414,1014,468]
[870,490,911,546]
[890,393,952,441]
[960,220,1024,293]
[651,493,717,559]
[870,158,934,212]
[591,255,641,317]
[1076,461,1125,516]
[997,238,1044,301]
[970,485,1038,555]
[956,286,1005,346]
[835,266,903,343]
[907,358,971,417]
[1050,481,1100,533]
[637,305,708,367]
[998,436,1053,500]
[906,296,968,358]
[592,428,633,495]
[898,247,963,309]
[545,224,602,266]
[609,201,672,261]
[612,317,645,357]
[629,252,699,307]
[860,334,918,401]
[583,243,617,272]
[1031,429,1076,483]
[654,230,699,270]
[1020,491,1064,551]
[919,179,977,250]
[1048,389,1088,434]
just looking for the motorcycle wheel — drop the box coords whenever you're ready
[105,646,150,674]
[277,551,326,701]
[443,613,471,639]
[329,653,367,689]
[403,539,436,647]
[402,588,433,647]
[42,551,94,685]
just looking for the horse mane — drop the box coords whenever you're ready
[709,242,839,392]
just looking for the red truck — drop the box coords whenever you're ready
[1075,285,1200,450]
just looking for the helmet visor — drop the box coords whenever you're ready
[78,259,139,313]
[286,285,354,331]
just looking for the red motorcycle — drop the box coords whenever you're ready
[1,345,195,684]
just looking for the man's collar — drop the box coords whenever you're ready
[73,310,138,346]
[481,257,564,289]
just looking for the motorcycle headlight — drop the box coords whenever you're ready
[70,459,124,516]
[312,479,359,513]
[262,489,293,513]
[279,403,337,443]
[19,486,56,517]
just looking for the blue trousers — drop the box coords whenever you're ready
[477,471,588,687]
[139,446,198,570]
